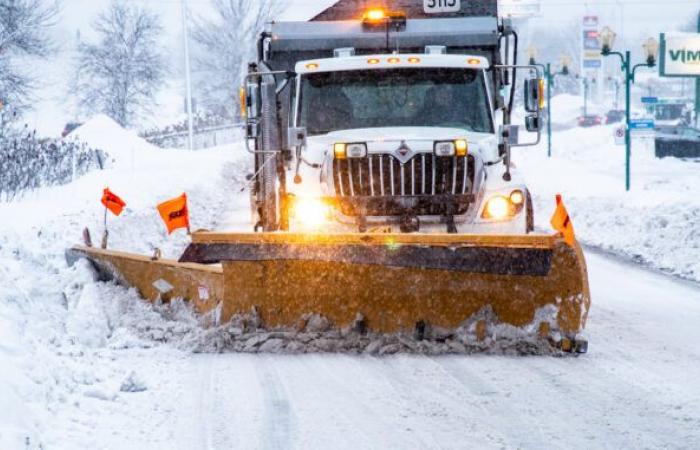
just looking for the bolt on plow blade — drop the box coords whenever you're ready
[66,232,590,353]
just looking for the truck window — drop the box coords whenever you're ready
[299,68,492,135]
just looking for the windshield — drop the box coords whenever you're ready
[299,68,492,135]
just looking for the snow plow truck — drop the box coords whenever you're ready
[67,0,590,353]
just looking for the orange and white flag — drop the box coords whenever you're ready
[157,193,190,234]
[550,194,575,246]
[101,188,126,216]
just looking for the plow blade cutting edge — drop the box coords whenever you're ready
[66,232,590,353]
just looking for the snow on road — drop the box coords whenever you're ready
[515,116,700,282]
[34,250,698,450]
[2,116,700,449]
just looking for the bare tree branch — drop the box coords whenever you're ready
[191,0,285,117]
[73,0,166,128]
[0,0,59,117]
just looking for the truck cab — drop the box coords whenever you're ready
[244,4,543,235]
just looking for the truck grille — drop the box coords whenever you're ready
[332,154,474,216]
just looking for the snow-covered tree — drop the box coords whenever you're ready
[73,1,166,128]
[0,0,59,118]
[191,0,284,117]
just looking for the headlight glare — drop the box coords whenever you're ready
[293,198,329,229]
[484,196,510,219]
[510,190,525,205]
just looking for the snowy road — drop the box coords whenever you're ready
[68,251,700,450]
[3,120,700,449]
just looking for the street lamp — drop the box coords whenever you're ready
[600,26,617,54]
[643,37,659,66]
[600,26,658,191]
[560,54,572,76]
[528,45,575,158]
[526,45,538,66]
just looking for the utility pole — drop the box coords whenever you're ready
[181,0,195,150]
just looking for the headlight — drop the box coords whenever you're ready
[434,139,468,157]
[334,142,367,159]
[482,190,527,220]
[510,189,525,205]
[483,196,510,219]
[434,141,455,157]
[293,197,330,228]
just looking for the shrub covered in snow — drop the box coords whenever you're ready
[0,124,107,201]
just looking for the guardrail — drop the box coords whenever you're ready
[142,123,244,150]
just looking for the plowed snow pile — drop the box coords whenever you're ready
[0,115,244,448]
[515,123,700,282]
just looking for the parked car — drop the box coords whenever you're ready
[655,126,700,159]
[577,115,602,127]
[61,122,83,138]
[605,110,625,124]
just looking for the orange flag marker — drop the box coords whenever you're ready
[101,188,126,216]
[550,194,575,246]
[157,193,190,234]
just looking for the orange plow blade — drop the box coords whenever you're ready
[67,232,590,353]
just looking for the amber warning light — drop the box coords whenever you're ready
[363,9,386,22]
[362,8,406,30]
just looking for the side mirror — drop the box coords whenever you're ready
[524,78,543,113]
[288,127,307,148]
[525,115,541,132]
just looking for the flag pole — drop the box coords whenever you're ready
[101,205,109,249]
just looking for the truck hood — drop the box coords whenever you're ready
[305,127,498,163]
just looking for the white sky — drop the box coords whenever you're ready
[23,0,700,135]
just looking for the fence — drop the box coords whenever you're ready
[0,126,107,201]
[143,123,242,149]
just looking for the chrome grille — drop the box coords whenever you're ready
[333,153,474,216]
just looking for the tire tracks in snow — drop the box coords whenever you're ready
[299,355,438,449]
[255,356,295,450]
[194,355,216,450]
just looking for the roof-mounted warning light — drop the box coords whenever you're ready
[363,8,386,22]
[362,8,407,32]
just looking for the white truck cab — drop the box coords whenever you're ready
[287,52,532,234]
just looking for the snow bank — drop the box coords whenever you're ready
[515,123,700,282]
[0,113,246,447]
[69,114,160,167]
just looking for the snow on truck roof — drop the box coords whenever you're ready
[269,17,499,53]
[295,54,489,74]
